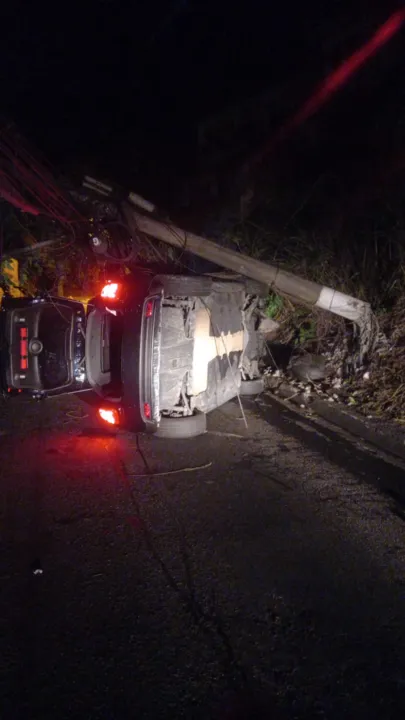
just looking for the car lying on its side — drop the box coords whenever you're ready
[0,272,268,438]
[0,294,87,398]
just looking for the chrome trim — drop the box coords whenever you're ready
[139,293,162,425]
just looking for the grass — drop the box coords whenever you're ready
[265,292,284,319]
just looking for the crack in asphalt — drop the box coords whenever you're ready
[115,436,258,706]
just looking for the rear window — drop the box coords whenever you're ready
[37,306,73,389]
[101,312,122,390]
[85,307,122,396]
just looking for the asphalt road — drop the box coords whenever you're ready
[1,393,405,720]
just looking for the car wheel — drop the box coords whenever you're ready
[156,410,207,439]
[244,279,269,297]
[76,391,101,407]
[239,377,265,396]
[152,275,212,298]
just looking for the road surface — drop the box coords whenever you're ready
[1,393,405,719]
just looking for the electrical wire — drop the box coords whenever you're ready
[0,124,86,225]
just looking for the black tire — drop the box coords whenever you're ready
[76,390,101,407]
[244,279,269,297]
[151,275,212,298]
[207,274,268,298]
[76,390,122,406]
[239,377,265,396]
[155,410,207,439]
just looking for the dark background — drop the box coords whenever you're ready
[1,0,405,219]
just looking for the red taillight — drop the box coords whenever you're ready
[101,282,120,300]
[143,402,151,420]
[20,328,28,369]
[145,300,154,318]
[98,407,120,425]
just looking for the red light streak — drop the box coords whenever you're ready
[289,10,405,130]
[246,10,405,173]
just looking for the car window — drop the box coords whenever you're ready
[101,311,122,385]
[37,306,72,389]
[85,307,123,395]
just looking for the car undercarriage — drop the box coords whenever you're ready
[158,286,265,418]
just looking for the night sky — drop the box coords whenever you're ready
[1,0,405,213]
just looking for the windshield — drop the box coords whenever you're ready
[101,312,122,384]
[37,306,73,389]
[85,307,122,396]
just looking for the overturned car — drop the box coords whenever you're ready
[0,272,268,438]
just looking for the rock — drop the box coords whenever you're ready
[290,354,327,381]
[258,317,280,338]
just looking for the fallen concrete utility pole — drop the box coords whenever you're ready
[127,207,373,334]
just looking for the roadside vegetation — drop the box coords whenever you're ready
[220,178,405,425]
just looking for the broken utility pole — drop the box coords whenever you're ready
[125,206,375,360]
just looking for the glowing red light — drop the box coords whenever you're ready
[145,300,154,318]
[20,331,28,369]
[101,282,120,300]
[98,407,119,425]
[245,9,405,173]
[143,402,151,420]
[290,9,405,130]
